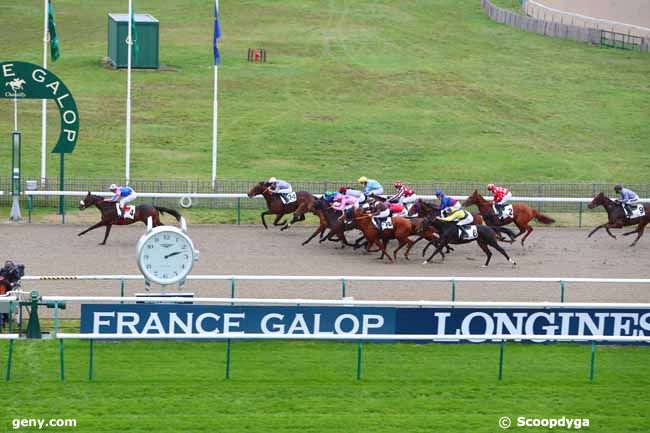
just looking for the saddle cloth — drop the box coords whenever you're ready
[117,204,136,219]
[493,204,513,219]
[458,225,478,240]
[281,192,297,204]
[625,204,645,219]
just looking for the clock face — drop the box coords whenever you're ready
[138,229,195,285]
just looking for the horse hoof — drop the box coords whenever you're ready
[422,261,428,265]
[481,265,488,268]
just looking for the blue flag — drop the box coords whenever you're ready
[213,5,221,65]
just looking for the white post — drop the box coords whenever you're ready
[125,0,133,185]
[41,0,48,186]
[13,97,18,132]
[211,0,219,190]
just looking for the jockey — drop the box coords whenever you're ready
[487,183,512,218]
[358,176,384,196]
[268,177,293,203]
[438,207,474,233]
[614,184,639,215]
[322,191,340,205]
[332,194,358,212]
[372,200,391,229]
[388,181,417,210]
[104,184,136,217]
[339,186,366,204]
[435,190,461,217]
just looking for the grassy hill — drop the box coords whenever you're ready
[1,0,649,183]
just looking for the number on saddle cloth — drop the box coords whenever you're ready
[116,203,136,220]
[380,218,394,230]
[493,204,513,219]
[625,204,645,219]
[282,192,297,204]
[458,225,478,240]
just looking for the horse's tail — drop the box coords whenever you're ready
[532,210,555,225]
[490,226,516,241]
[155,206,182,222]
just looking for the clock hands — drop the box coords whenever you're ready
[164,251,183,259]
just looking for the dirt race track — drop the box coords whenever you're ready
[3,222,650,309]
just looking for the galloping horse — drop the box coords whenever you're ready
[78,192,181,245]
[301,198,357,248]
[587,192,650,246]
[463,190,554,245]
[247,182,316,230]
[422,219,517,267]
[409,199,484,225]
[343,207,414,262]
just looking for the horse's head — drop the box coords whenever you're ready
[247,182,270,198]
[79,191,97,210]
[462,190,481,208]
[588,192,608,209]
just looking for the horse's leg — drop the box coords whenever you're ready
[477,240,493,267]
[423,243,445,264]
[272,213,286,226]
[588,223,608,238]
[628,221,648,247]
[78,221,106,237]
[260,211,270,230]
[520,224,533,246]
[378,239,394,263]
[99,224,113,245]
[281,212,306,231]
[303,225,325,246]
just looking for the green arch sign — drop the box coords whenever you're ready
[1,61,79,154]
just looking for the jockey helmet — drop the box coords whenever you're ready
[339,186,348,194]
[435,189,444,197]
[358,176,368,184]
[268,177,277,184]
[487,183,495,191]
[394,181,403,189]
[614,183,622,192]
[109,184,118,191]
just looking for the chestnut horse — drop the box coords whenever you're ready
[78,192,181,245]
[587,192,650,246]
[247,182,316,230]
[463,190,554,245]
[343,207,414,263]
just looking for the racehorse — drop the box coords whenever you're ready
[587,192,650,246]
[422,219,517,267]
[343,207,414,262]
[247,182,316,230]
[409,199,485,225]
[462,190,554,245]
[301,198,357,248]
[78,192,181,245]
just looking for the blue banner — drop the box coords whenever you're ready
[80,304,650,344]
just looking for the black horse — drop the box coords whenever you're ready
[422,219,516,267]
[78,192,181,245]
[302,198,358,248]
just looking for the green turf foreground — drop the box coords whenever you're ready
[1,340,648,432]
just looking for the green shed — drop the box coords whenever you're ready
[107,13,159,69]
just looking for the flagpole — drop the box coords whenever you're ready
[125,0,133,185]
[211,0,219,190]
[41,0,48,186]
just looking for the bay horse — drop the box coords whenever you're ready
[409,199,485,225]
[247,182,316,230]
[343,207,414,263]
[78,192,181,245]
[587,192,650,246]
[301,198,357,248]
[422,219,517,267]
[463,190,554,246]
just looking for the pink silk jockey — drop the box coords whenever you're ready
[332,195,357,211]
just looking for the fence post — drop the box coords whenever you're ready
[236,198,241,225]
[5,339,14,381]
[120,279,125,303]
[498,340,505,381]
[589,341,596,382]
[28,195,32,224]
[578,202,583,228]
[356,341,363,381]
[59,338,65,381]
[451,279,456,302]
[560,280,565,303]
[230,278,236,299]
[341,279,347,298]
[225,339,232,380]
[88,339,94,381]
[54,302,60,335]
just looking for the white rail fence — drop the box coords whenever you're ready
[17,274,650,302]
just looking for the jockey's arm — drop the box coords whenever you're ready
[103,193,119,202]
[439,209,463,222]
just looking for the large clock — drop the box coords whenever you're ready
[136,217,199,287]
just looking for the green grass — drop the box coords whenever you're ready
[1,0,649,183]
[1,340,648,432]
[491,0,525,14]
